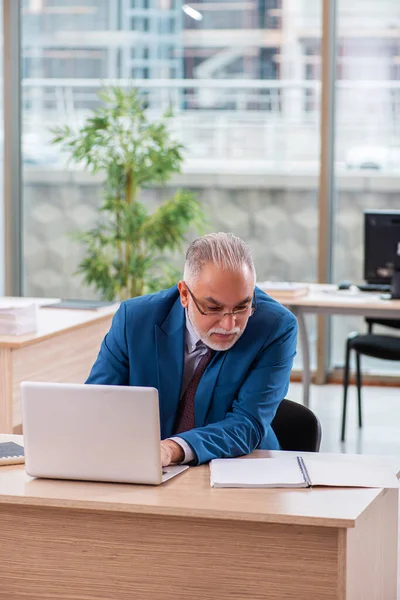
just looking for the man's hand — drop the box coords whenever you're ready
[160,439,185,467]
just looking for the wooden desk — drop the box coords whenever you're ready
[0,300,116,432]
[0,435,398,600]
[270,284,400,407]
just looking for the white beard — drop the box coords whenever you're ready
[187,305,244,351]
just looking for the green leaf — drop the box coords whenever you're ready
[52,86,206,299]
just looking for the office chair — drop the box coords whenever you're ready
[271,399,322,452]
[341,318,400,441]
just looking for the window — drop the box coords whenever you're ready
[0,0,389,382]
[331,0,400,375]
[0,0,3,294]
[20,0,321,380]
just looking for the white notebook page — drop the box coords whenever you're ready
[305,459,399,489]
[210,457,307,488]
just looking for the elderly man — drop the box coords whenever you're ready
[86,232,298,466]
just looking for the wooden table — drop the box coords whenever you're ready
[274,284,400,407]
[0,435,398,600]
[0,300,116,432]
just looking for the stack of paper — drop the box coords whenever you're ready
[0,301,37,335]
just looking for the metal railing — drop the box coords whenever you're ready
[21,77,322,115]
[20,78,400,167]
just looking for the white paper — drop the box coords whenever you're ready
[0,302,37,335]
[306,458,400,489]
[210,457,400,489]
[210,457,307,488]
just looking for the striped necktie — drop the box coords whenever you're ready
[174,347,215,434]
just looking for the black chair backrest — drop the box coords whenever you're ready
[271,399,322,452]
[365,318,400,333]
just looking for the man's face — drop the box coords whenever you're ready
[178,262,255,351]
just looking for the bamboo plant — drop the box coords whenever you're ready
[52,87,204,300]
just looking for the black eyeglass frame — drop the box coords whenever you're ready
[184,283,257,318]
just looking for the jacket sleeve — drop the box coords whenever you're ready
[86,303,129,385]
[175,312,298,464]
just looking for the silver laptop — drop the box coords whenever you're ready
[20,381,188,485]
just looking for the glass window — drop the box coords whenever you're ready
[0,0,3,295]
[331,0,400,375]
[15,0,400,384]
[20,0,321,379]
[182,0,322,370]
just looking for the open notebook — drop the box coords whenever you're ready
[0,442,25,466]
[210,457,400,489]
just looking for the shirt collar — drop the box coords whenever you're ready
[185,309,203,353]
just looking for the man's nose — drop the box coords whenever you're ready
[219,312,236,329]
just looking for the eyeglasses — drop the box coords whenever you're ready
[185,283,257,318]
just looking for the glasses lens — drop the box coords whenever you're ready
[206,308,225,316]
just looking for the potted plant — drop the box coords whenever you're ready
[52,87,205,300]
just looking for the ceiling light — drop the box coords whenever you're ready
[182,4,203,20]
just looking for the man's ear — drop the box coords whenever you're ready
[177,280,189,308]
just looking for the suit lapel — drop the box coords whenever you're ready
[155,297,185,438]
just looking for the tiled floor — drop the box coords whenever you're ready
[288,381,400,598]
[288,381,400,456]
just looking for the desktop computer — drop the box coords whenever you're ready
[363,209,400,297]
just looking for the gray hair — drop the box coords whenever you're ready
[183,232,256,283]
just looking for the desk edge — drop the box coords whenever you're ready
[0,494,358,528]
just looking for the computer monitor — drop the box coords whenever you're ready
[364,209,400,284]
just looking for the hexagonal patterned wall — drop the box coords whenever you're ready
[22,171,400,373]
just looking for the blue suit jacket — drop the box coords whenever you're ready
[86,285,298,464]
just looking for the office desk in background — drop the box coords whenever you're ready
[0,299,116,433]
[1,288,399,430]
[274,284,400,408]
[0,434,398,600]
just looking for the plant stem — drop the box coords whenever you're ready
[116,189,122,266]
[125,171,137,299]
